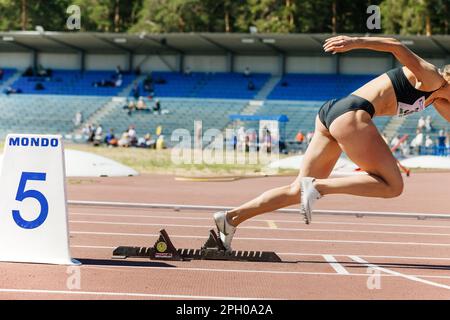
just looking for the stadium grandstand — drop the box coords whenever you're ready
[0,32,449,151]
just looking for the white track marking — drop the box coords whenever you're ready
[70,230,450,247]
[71,244,450,262]
[349,256,450,291]
[323,255,350,275]
[69,212,450,229]
[68,200,450,219]
[68,219,450,237]
[0,288,261,300]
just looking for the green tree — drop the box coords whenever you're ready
[0,0,21,31]
[72,0,142,32]
[234,0,297,33]
[381,0,449,35]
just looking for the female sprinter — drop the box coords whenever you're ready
[214,36,450,250]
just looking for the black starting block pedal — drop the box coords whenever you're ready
[113,229,183,261]
[112,229,282,263]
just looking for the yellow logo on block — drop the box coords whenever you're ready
[156,242,167,253]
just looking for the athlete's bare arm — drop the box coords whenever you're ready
[323,36,443,89]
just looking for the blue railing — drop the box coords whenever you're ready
[418,146,450,156]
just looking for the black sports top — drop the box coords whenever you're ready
[386,67,441,117]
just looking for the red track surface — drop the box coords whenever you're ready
[1,172,450,299]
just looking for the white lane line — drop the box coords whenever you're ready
[0,288,261,300]
[68,219,450,237]
[322,255,350,275]
[349,256,450,291]
[71,244,450,262]
[70,230,450,247]
[70,212,450,229]
[68,200,450,219]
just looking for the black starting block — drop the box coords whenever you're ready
[112,229,282,263]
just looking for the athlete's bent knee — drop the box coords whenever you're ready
[384,179,404,198]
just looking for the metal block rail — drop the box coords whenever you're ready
[112,229,282,263]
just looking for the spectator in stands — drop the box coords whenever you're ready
[34,82,45,90]
[93,124,103,146]
[237,126,246,152]
[400,140,409,157]
[410,129,424,154]
[248,130,257,152]
[425,115,433,132]
[73,111,83,126]
[93,79,115,87]
[134,66,141,76]
[153,99,161,114]
[88,124,96,143]
[146,134,156,148]
[144,77,154,92]
[23,66,34,77]
[136,97,147,111]
[4,86,22,95]
[123,99,136,116]
[115,65,122,76]
[262,127,272,153]
[0,68,3,80]
[115,74,123,87]
[128,125,138,146]
[95,124,103,137]
[156,135,166,149]
[118,131,130,147]
[244,67,251,78]
[247,80,255,91]
[132,82,140,100]
[425,135,434,148]
[295,130,305,145]
[104,128,117,146]
[144,73,153,84]
[417,116,426,131]
[437,130,447,155]
[184,66,192,76]
[82,123,91,137]
[37,64,51,77]
[281,80,288,87]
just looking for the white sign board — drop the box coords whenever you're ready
[0,134,78,265]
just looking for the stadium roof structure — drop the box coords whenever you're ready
[1,31,450,58]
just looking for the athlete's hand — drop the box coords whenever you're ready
[323,36,359,54]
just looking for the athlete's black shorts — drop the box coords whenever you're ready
[318,95,375,130]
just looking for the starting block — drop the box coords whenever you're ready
[112,229,282,263]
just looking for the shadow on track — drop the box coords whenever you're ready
[77,258,450,272]
[77,258,175,268]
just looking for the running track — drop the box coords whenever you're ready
[0,173,449,299]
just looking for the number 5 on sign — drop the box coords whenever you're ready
[13,172,49,229]
[0,134,79,265]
